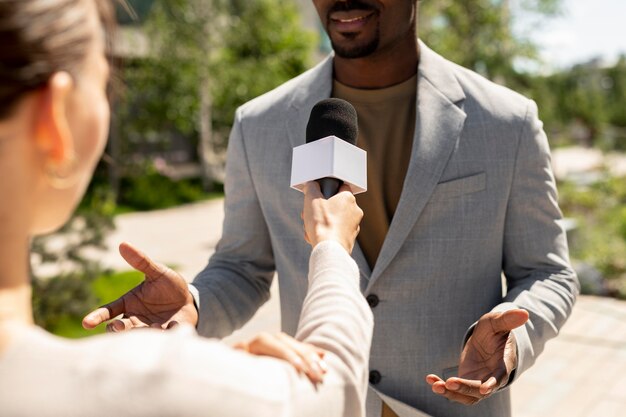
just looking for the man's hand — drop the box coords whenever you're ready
[302,182,363,254]
[234,332,328,384]
[426,309,529,405]
[82,242,199,332]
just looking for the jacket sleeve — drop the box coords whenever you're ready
[182,241,371,417]
[294,240,374,417]
[57,241,371,417]
[495,99,580,383]
[190,107,276,338]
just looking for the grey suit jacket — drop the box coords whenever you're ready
[191,41,579,417]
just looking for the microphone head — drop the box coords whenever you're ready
[306,98,358,145]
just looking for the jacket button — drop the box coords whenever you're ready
[369,370,382,385]
[366,294,379,308]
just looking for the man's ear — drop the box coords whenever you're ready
[34,72,75,164]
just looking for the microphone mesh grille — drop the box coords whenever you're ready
[306,98,358,145]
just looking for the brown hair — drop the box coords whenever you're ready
[0,0,116,119]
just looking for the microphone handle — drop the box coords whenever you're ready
[318,177,343,199]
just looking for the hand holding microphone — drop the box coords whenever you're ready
[302,182,363,254]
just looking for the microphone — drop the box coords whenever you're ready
[290,98,367,198]
[305,98,359,198]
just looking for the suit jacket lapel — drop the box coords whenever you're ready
[367,42,467,289]
[284,54,373,285]
[286,54,333,149]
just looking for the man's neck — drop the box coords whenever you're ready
[333,35,419,89]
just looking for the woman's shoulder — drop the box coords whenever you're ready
[0,324,233,417]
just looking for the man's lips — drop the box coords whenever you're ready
[329,10,376,32]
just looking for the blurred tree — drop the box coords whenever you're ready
[418,1,625,150]
[419,0,561,84]
[605,56,626,128]
[116,0,314,189]
[31,190,116,333]
[527,59,626,149]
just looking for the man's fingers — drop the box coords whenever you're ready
[119,242,166,280]
[82,307,110,329]
[489,309,529,334]
[432,380,446,395]
[82,297,125,329]
[428,377,483,405]
[106,319,131,333]
[488,361,511,389]
[428,374,493,404]
[431,385,481,406]
[445,378,490,398]
[425,374,443,386]
[480,376,499,395]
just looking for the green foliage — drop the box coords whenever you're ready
[32,269,100,337]
[91,270,145,312]
[118,0,314,149]
[31,180,115,279]
[32,270,145,338]
[419,0,561,82]
[418,0,625,151]
[605,57,626,128]
[559,176,626,299]
[212,0,315,134]
[524,58,626,150]
[104,0,314,203]
[117,163,222,211]
[31,177,117,336]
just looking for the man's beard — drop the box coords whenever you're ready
[331,27,380,59]
[326,0,380,59]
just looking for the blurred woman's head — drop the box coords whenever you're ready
[0,0,114,235]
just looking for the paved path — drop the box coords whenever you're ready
[104,199,626,417]
[511,295,626,417]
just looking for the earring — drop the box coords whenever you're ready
[44,153,80,189]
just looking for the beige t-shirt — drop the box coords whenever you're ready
[333,76,417,269]
[0,241,373,417]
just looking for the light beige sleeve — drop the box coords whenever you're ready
[295,240,374,417]
[0,241,372,417]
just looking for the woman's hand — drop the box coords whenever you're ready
[234,332,328,384]
[301,182,363,254]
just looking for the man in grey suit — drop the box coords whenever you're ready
[85,1,578,416]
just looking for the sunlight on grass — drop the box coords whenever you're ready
[50,270,145,338]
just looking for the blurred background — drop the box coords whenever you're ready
[30,1,625,416]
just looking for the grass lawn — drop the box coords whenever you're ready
[48,270,145,338]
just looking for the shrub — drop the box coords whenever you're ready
[33,270,145,338]
[559,175,626,299]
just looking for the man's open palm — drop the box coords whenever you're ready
[426,309,529,405]
[82,242,198,332]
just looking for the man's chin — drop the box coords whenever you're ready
[331,37,379,59]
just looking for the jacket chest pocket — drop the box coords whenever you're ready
[428,172,486,203]
[416,172,495,241]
